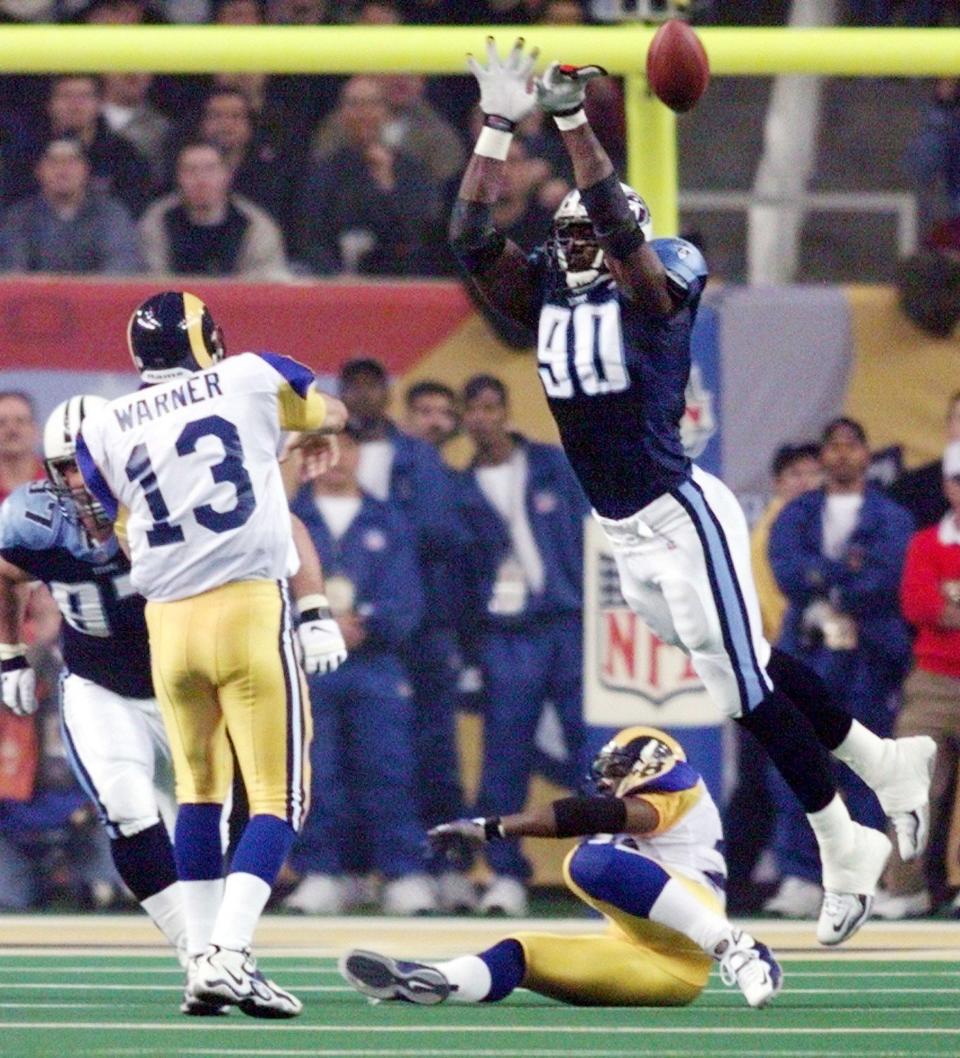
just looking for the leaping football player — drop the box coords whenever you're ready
[445,38,934,945]
[341,725,781,1009]
[76,292,347,1018]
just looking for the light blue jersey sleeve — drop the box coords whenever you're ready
[0,482,63,554]
[651,237,709,308]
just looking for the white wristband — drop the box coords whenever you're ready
[0,643,26,661]
[474,126,513,161]
[554,108,588,131]
[297,593,330,616]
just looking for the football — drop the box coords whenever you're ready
[646,18,710,113]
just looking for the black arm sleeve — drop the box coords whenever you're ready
[552,795,628,838]
[580,172,645,260]
[448,198,507,275]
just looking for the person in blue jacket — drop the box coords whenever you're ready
[287,424,432,916]
[458,374,590,916]
[339,359,471,912]
[765,418,915,917]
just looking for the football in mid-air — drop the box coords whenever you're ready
[646,19,710,113]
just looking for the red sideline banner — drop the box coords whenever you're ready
[0,277,474,376]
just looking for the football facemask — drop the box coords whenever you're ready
[550,184,653,289]
[590,725,684,798]
[42,395,111,528]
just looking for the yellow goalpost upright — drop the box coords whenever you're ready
[0,24,958,236]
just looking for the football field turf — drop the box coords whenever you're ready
[0,917,957,1058]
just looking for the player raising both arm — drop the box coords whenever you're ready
[341,726,781,1010]
[447,38,934,946]
[76,291,346,1019]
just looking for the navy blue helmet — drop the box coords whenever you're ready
[127,290,225,384]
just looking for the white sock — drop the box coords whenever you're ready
[430,955,492,1003]
[209,872,272,952]
[141,881,187,962]
[807,793,856,862]
[181,878,224,957]
[648,879,739,957]
[833,720,891,788]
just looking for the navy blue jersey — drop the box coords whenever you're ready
[0,482,153,698]
[534,237,709,519]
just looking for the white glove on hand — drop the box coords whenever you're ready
[298,616,348,675]
[0,645,37,717]
[467,36,539,127]
[536,60,608,116]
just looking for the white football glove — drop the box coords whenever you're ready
[297,615,347,675]
[467,36,539,127]
[0,644,37,717]
[536,60,607,116]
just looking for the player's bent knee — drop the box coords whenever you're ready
[99,771,161,835]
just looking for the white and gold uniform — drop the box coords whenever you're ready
[78,351,326,824]
[515,729,727,1006]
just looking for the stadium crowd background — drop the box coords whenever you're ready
[1,0,960,925]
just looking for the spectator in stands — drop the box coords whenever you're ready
[724,440,822,914]
[28,75,152,217]
[193,86,298,235]
[875,440,960,919]
[286,425,433,915]
[212,0,262,17]
[99,73,170,191]
[848,1,950,26]
[312,73,466,188]
[402,379,476,911]
[266,0,328,20]
[69,0,166,21]
[764,418,914,918]
[0,137,141,275]
[296,75,440,275]
[138,140,290,279]
[889,391,960,530]
[0,391,42,503]
[458,375,589,916]
[906,78,960,235]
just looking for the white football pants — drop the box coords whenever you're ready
[596,465,773,720]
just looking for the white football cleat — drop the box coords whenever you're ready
[436,870,478,913]
[381,873,439,915]
[872,736,936,862]
[283,873,345,914]
[190,944,302,1019]
[181,957,230,1017]
[716,931,783,1009]
[339,949,450,1005]
[817,823,891,945]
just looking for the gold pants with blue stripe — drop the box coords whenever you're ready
[509,847,717,1006]
[144,579,311,828]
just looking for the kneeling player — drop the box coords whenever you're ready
[340,726,781,1010]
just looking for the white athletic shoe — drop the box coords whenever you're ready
[283,873,345,915]
[872,736,936,862]
[762,875,823,919]
[180,956,230,1017]
[339,949,450,1005]
[716,931,783,1009]
[479,876,529,916]
[817,823,892,945]
[190,944,302,1019]
[871,888,932,920]
[381,874,439,915]
[436,871,479,913]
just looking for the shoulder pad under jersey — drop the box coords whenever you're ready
[0,481,65,552]
[651,237,708,304]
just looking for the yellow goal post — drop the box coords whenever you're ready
[2,24,960,235]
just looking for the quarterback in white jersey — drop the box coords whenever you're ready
[342,726,781,1010]
[77,290,347,1019]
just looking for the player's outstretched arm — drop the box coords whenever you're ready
[428,794,658,859]
[536,62,675,316]
[449,37,542,332]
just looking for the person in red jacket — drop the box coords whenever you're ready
[879,440,960,918]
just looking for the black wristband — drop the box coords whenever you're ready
[483,816,505,841]
[552,796,627,838]
[483,113,517,133]
[298,607,332,624]
[551,103,584,118]
[0,654,27,674]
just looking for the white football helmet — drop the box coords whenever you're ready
[43,394,110,527]
[550,183,653,289]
